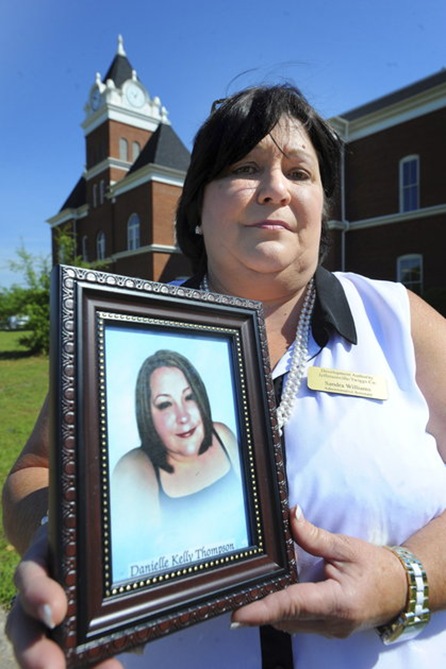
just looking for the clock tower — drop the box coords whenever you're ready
[83,35,169,196]
[48,36,191,283]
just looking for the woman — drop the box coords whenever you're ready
[111,349,248,583]
[4,83,446,668]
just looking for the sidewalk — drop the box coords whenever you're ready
[0,607,19,668]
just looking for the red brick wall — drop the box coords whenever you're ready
[347,215,446,287]
[151,182,182,246]
[113,186,152,252]
[108,120,152,161]
[345,107,446,222]
[85,125,110,169]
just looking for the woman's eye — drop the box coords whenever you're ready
[185,392,196,402]
[155,401,171,411]
[288,169,310,181]
[231,164,257,176]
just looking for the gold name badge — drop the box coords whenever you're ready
[307,367,388,400]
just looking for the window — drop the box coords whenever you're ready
[400,156,419,212]
[132,141,141,161]
[96,231,106,260]
[119,137,129,162]
[82,235,88,262]
[127,213,140,250]
[100,179,106,205]
[93,183,98,208]
[397,254,423,294]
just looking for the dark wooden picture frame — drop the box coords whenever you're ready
[49,265,297,667]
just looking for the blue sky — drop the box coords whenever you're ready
[1,0,445,288]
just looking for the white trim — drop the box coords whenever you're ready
[85,157,130,181]
[82,105,168,136]
[111,164,186,197]
[331,84,446,141]
[46,205,89,227]
[113,244,180,261]
[328,203,446,232]
[47,162,185,226]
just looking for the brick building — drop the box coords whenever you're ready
[48,40,446,305]
[327,69,446,310]
[47,36,192,283]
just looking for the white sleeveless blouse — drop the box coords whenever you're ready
[120,272,446,668]
[275,272,446,668]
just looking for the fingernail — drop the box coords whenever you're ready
[294,505,304,522]
[38,603,55,629]
[230,621,246,630]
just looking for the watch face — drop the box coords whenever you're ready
[126,83,145,108]
[90,88,101,111]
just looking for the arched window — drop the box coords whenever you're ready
[399,155,419,212]
[93,183,98,208]
[127,213,140,250]
[397,254,423,294]
[119,137,129,162]
[132,141,141,161]
[100,179,106,205]
[96,231,106,260]
[81,235,88,262]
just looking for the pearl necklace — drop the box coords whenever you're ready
[200,275,316,433]
[276,278,315,432]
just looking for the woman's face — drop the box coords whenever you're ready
[150,366,204,461]
[201,116,324,292]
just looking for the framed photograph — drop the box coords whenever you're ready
[49,265,297,667]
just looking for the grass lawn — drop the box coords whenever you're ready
[0,331,48,607]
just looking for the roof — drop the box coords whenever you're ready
[103,53,134,88]
[60,176,86,210]
[59,126,189,213]
[339,68,446,121]
[128,123,190,173]
[101,36,136,88]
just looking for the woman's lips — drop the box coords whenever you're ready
[251,219,291,231]
[177,427,196,438]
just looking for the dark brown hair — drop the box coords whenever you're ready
[176,84,342,274]
[135,350,213,473]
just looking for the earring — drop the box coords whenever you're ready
[194,225,203,235]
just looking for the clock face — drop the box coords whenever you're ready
[90,88,102,111]
[126,82,145,108]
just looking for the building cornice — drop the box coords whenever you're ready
[111,164,186,197]
[82,104,166,135]
[46,164,186,225]
[47,205,89,227]
[329,203,446,232]
[112,244,180,261]
[85,157,130,181]
[331,82,446,142]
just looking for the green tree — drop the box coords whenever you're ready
[0,284,28,328]
[3,246,51,354]
[1,229,108,354]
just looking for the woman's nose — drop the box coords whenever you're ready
[257,169,291,206]
[176,406,189,423]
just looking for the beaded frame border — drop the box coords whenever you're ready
[48,265,297,667]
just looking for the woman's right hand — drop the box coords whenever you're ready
[6,526,123,669]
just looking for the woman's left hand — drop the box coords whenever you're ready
[232,506,408,638]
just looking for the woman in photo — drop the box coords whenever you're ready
[111,349,248,582]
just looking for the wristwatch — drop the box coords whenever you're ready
[377,546,430,644]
